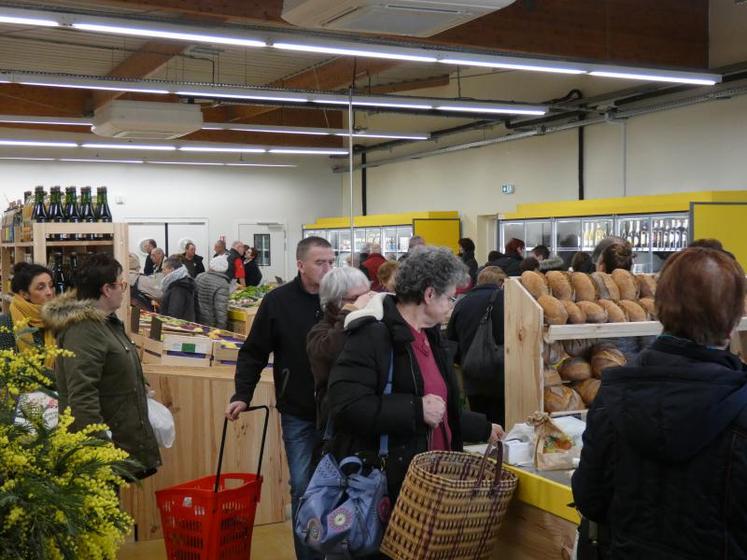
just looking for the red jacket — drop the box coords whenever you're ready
[362,253,387,291]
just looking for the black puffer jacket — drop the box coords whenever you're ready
[327,295,491,500]
[490,253,522,276]
[460,250,478,285]
[160,269,197,322]
[572,336,747,559]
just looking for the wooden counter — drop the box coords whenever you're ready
[228,306,259,335]
[121,364,290,541]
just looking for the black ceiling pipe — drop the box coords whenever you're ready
[361,152,367,216]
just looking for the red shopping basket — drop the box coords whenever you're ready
[156,405,269,560]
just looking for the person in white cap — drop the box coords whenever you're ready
[195,255,230,328]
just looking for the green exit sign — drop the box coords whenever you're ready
[501,184,515,194]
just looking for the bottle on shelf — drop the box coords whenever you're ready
[52,252,67,295]
[640,221,649,250]
[31,186,48,226]
[94,186,112,240]
[12,199,23,243]
[78,186,96,240]
[64,187,80,241]
[21,190,33,242]
[47,186,65,241]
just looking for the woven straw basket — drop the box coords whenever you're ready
[380,444,518,560]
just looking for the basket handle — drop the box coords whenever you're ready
[214,405,270,493]
[474,440,505,492]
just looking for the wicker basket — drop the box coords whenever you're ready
[380,444,517,560]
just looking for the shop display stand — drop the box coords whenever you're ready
[504,277,747,429]
[0,222,129,321]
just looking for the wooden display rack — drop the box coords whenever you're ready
[228,305,259,335]
[504,277,747,429]
[0,222,129,320]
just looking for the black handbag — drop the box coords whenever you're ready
[462,289,504,383]
[576,517,611,560]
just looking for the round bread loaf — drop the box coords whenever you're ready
[546,271,573,300]
[637,274,657,298]
[521,270,549,299]
[576,378,601,406]
[571,272,597,302]
[559,357,592,381]
[591,272,621,301]
[544,385,585,413]
[591,345,627,378]
[543,342,568,366]
[618,299,648,322]
[562,300,587,324]
[611,269,639,300]
[538,294,569,325]
[576,301,608,323]
[544,368,563,387]
[563,338,594,358]
[597,299,627,323]
[638,297,656,319]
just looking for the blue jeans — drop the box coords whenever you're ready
[281,413,322,560]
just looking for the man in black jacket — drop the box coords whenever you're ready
[226,236,334,560]
[446,266,506,424]
[143,239,157,275]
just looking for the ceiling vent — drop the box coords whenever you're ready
[281,0,517,37]
[92,100,203,139]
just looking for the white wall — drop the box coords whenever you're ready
[710,0,747,68]
[0,160,341,273]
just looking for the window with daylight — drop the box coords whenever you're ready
[254,233,271,266]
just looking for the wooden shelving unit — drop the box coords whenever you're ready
[504,277,747,429]
[0,222,129,322]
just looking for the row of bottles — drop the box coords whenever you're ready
[2,186,112,243]
[582,222,612,249]
[50,251,80,295]
[620,218,689,251]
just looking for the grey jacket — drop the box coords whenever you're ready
[195,270,230,328]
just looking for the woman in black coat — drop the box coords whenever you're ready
[572,247,747,559]
[327,246,502,503]
[492,237,525,276]
[159,257,197,322]
[458,237,479,285]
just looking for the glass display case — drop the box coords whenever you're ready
[304,224,413,266]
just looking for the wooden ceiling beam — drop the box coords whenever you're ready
[367,75,450,95]
[0,84,89,116]
[90,0,283,21]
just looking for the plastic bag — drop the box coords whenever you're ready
[147,395,175,448]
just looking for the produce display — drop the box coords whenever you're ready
[138,312,244,349]
[229,285,272,307]
[520,270,659,326]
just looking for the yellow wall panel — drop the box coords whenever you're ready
[413,218,461,253]
[692,202,747,269]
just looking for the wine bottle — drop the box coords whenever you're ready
[78,187,95,240]
[47,186,65,240]
[22,190,33,242]
[640,221,649,249]
[31,186,48,224]
[94,186,113,240]
[64,187,80,241]
[52,251,67,295]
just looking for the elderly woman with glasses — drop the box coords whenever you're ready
[326,246,503,505]
[307,266,374,432]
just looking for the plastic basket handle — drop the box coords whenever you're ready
[214,405,270,493]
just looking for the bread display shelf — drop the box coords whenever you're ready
[505,277,747,429]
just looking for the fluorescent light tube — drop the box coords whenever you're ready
[0,156,56,161]
[226,163,297,167]
[439,58,585,75]
[20,81,169,95]
[0,139,78,147]
[337,132,430,140]
[178,146,266,153]
[0,15,59,27]
[81,143,176,151]
[273,42,437,63]
[436,106,546,115]
[72,23,266,48]
[176,91,308,103]
[149,161,225,166]
[0,118,92,126]
[59,158,144,164]
[229,127,331,136]
[353,101,434,110]
[269,148,348,155]
[588,71,717,86]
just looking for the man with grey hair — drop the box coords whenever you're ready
[226,236,335,560]
[361,242,387,291]
[399,234,426,261]
[225,240,246,287]
[149,247,165,275]
[143,238,158,275]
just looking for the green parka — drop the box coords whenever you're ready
[43,293,161,476]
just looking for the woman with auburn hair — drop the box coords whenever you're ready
[573,247,747,558]
[492,237,525,277]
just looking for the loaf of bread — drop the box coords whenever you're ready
[546,271,573,301]
[563,338,594,358]
[521,271,549,299]
[611,269,639,300]
[562,300,587,324]
[576,301,608,323]
[576,378,601,406]
[559,357,592,381]
[591,345,627,378]
[543,342,568,367]
[637,274,657,298]
[638,297,656,319]
[591,272,621,301]
[544,385,585,413]
[571,272,597,302]
[544,368,563,387]
[618,299,648,322]
[538,294,569,325]
[598,299,627,323]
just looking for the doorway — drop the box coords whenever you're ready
[237,222,287,283]
[127,218,210,271]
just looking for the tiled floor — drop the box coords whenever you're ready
[117,521,296,560]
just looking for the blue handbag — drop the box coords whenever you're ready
[295,353,394,557]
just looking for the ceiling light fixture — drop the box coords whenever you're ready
[229,127,331,136]
[440,58,586,74]
[269,148,349,155]
[0,117,92,126]
[178,146,267,153]
[273,42,437,63]
[175,90,309,103]
[0,139,78,147]
[148,161,225,166]
[72,22,266,48]
[588,71,718,86]
[334,132,430,140]
[0,156,56,161]
[435,105,546,115]
[81,143,176,151]
[0,15,58,27]
[59,158,144,164]
[19,81,170,95]
[226,163,297,168]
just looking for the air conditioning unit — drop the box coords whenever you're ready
[281,0,517,37]
[92,100,203,139]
